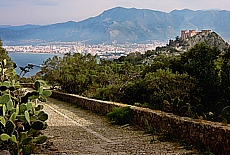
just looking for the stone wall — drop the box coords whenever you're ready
[51,90,230,155]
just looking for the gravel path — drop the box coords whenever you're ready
[41,98,199,155]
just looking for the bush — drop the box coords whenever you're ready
[107,106,131,125]
[120,69,196,109]
[93,85,121,102]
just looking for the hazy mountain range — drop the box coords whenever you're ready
[1,7,230,45]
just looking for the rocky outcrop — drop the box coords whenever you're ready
[185,31,229,51]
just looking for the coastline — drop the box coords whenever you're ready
[8,52,63,77]
[8,51,63,55]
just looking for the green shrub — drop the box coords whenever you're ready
[107,106,131,125]
[120,69,195,109]
[93,85,121,102]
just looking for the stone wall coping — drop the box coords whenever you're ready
[53,90,230,130]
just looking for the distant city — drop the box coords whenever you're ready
[4,41,165,60]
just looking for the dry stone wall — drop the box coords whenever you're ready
[50,90,230,155]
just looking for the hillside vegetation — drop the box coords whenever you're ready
[38,32,230,124]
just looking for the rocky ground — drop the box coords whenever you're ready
[38,98,199,155]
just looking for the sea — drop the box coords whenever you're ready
[8,52,63,77]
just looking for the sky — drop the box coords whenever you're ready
[1,0,230,26]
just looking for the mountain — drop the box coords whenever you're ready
[1,7,230,45]
[170,9,230,37]
[0,24,41,30]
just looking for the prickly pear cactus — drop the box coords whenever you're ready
[5,120,15,136]
[163,93,191,116]
[0,59,52,154]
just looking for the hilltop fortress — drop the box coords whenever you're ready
[179,29,229,51]
[181,30,212,40]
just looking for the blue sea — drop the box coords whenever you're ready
[8,52,63,77]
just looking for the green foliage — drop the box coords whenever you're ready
[93,85,121,102]
[163,94,192,116]
[42,53,142,97]
[115,52,144,65]
[0,39,15,69]
[42,53,98,94]
[41,42,230,124]
[198,104,230,123]
[180,43,221,111]
[0,59,51,154]
[107,106,131,125]
[220,48,230,104]
[120,69,195,109]
[19,64,34,77]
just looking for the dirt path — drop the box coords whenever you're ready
[41,98,198,155]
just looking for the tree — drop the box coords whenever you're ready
[180,42,221,111]
[41,56,62,88]
[0,39,14,68]
[220,47,230,104]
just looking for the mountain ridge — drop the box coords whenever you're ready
[1,7,230,45]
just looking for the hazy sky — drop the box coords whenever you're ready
[1,0,230,26]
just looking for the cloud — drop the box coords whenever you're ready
[31,0,58,6]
